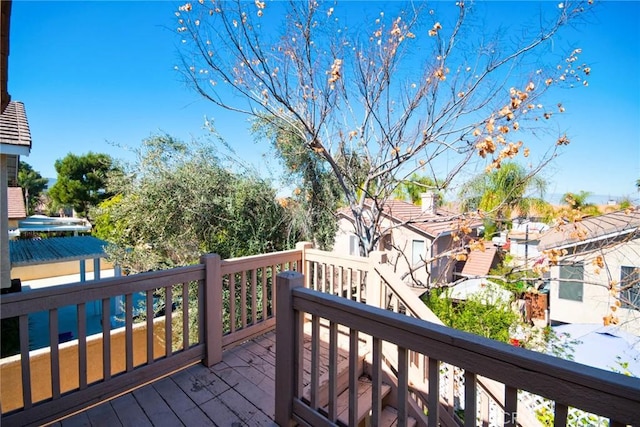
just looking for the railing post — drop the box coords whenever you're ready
[201,253,223,367]
[275,271,304,427]
[366,250,387,309]
[296,241,313,287]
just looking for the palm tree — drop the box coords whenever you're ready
[394,173,443,205]
[459,162,549,233]
[561,190,600,216]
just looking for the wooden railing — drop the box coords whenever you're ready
[0,248,301,427]
[275,271,640,427]
[372,259,541,427]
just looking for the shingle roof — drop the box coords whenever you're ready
[460,242,498,277]
[0,101,32,149]
[7,186,26,219]
[338,199,480,238]
[538,209,640,251]
[9,236,108,267]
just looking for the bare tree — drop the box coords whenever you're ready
[176,0,593,256]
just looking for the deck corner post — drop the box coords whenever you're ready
[295,241,313,284]
[201,253,223,367]
[366,250,387,308]
[275,271,304,427]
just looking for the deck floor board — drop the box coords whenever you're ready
[52,320,367,427]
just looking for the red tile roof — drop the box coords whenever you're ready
[460,242,498,277]
[338,199,481,238]
[7,186,26,219]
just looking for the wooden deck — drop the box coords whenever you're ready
[50,332,281,427]
[49,318,360,427]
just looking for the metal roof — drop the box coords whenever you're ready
[9,236,108,267]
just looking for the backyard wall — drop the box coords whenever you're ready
[0,317,168,413]
[11,259,115,281]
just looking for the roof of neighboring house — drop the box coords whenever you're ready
[338,199,480,238]
[460,242,498,277]
[0,101,31,149]
[7,186,25,219]
[9,236,108,267]
[538,209,640,251]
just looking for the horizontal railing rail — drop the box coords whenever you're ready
[374,258,542,426]
[0,247,304,427]
[275,272,640,427]
[1,260,209,427]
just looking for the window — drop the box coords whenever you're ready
[412,240,425,266]
[558,263,583,301]
[620,266,640,310]
[349,235,360,256]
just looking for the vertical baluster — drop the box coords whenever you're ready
[428,357,440,427]
[102,298,111,381]
[262,267,268,320]
[49,308,61,399]
[349,329,359,427]
[146,290,154,364]
[241,270,247,329]
[554,402,568,427]
[505,385,518,427]
[479,389,489,427]
[397,346,408,427]
[464,370,477,427]
[182,282,189,350]
[77,302,87,389]
[372,337,382,426]
[19,314,32,409]
[165,285,173,357]
[125,293,133,372]
[229,274,236,333]
[338,266,344,297]
[347,268,353,300]
[313,261,319,291]
[251,269,257,325]
[321,263,327,293]
[198,278,205,343]
[310,315,320,409]
[356,270,362,302]
[328,321,338,422]
[271,265,277,313]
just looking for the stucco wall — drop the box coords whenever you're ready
[549,238,640,335]
[0,317,168,413]
[11,259,114,281]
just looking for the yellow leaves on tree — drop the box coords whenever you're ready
[328,59,343,89]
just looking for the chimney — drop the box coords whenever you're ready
[421,192,438,215]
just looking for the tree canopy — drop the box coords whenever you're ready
[459,162,550,232]
[17,161,48,215]
[92,135,297,272]
[176,0,594,256]
[48,152,116,218]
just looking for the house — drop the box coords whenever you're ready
[7,186,25,229]
[507,218,549,267]
[334,192,482,286]
[538,209,640,335]
[1,0,32,290]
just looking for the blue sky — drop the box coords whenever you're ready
[7,1,640,203]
